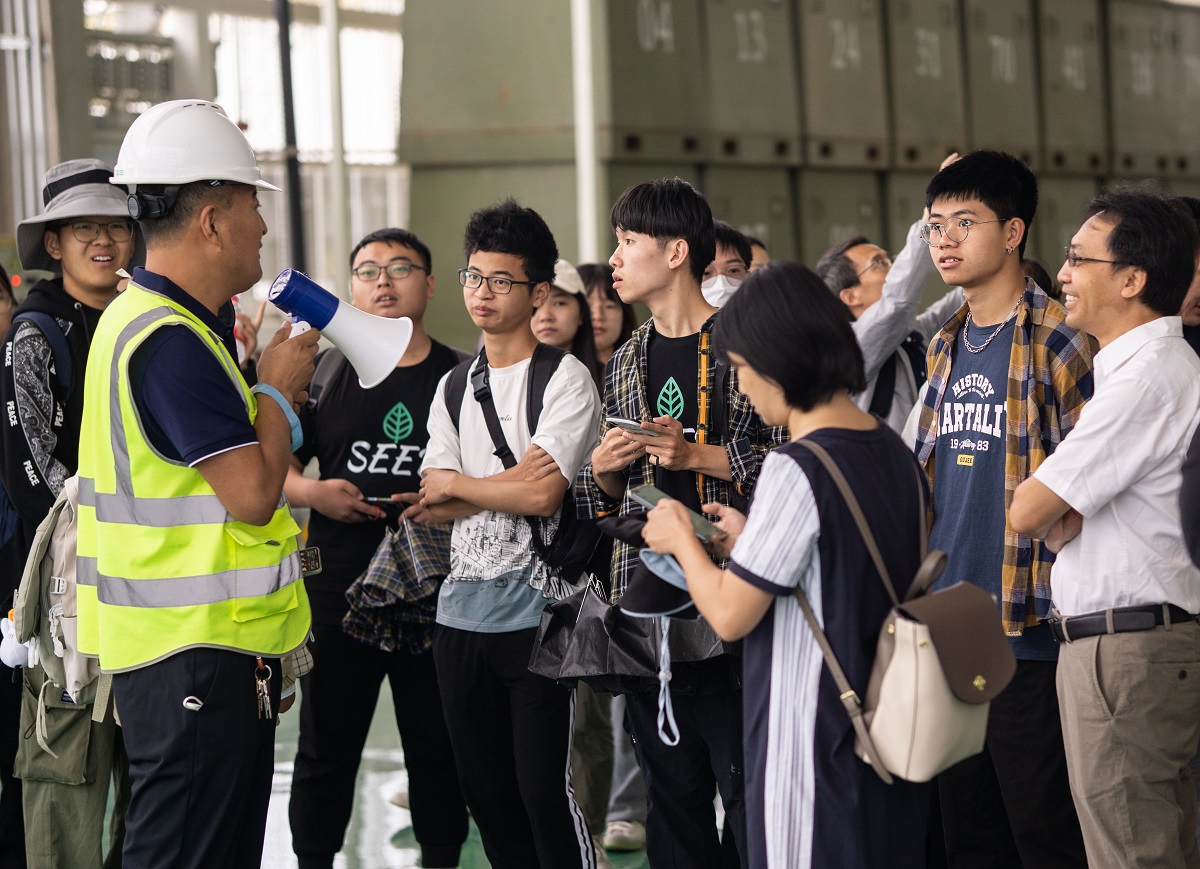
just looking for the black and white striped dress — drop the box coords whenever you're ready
[728,428,931,868]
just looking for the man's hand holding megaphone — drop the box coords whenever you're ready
[257,320,321,412]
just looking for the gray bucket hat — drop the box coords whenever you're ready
[17,158,142,272]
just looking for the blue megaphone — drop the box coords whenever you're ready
[269,269,412,389]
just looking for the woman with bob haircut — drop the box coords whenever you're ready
[642,262,931,868]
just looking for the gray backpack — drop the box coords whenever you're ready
[13,475,110,755]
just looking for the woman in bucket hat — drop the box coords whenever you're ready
[0,158,138,869]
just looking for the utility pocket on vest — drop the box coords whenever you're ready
[225,522,302,624]
[15,668,94,784]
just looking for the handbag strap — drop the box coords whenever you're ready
[788,436,932,786]
[792,587,893,785]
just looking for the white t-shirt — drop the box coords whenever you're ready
[1034,317,1200,616]
[422,351,601,631]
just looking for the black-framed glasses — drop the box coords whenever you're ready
[856,253,892,278]
[919,217,1010,246]
[66,220,134,244]
[351,261,428,282]
[1063,247,1129,269]
[458,268,538,295]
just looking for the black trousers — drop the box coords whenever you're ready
[289,623,467,869]
[937,658,1087,869]
[626,685,748,869]
[0,663,24,869]
[432,625,595,869]
[113,648,279,869]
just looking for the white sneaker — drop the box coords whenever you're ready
[603,819,646,851]
[592,835,614,869]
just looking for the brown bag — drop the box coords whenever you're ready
[793,440,1016,784]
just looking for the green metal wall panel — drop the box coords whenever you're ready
[1108,0,1180,176]
[1031,176,1098,277]
[1037,0,1109,175]
[883,171,949,308]
[398,2,575,165]
[597,0,710,162]
[885,0,968,170]
[701,0,802,165]
[1174,6,1200,176]
[795,169,884,267]
[701,166,798,260]
[796,0,890,169]
[961,0,1041,168]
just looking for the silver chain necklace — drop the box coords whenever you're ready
[963,300,1021,354]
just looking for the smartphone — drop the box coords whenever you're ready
[364,497,400,509]
[629,483,723,542]
[607,417,662,438]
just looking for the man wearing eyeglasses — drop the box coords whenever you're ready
[283,227,469,869]
[815,192,955,436]
[1011,189,1200,868]
[419,199,601,867]
[0,159,141,868]
[914,150,1092,869]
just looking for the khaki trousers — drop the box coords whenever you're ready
[1057,620,1200,869]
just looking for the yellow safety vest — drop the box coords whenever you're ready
[76,283,310,672]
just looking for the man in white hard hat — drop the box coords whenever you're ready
[75,99,319,869]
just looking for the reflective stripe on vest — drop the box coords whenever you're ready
[76,285,309,670]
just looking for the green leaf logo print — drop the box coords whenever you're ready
[383,402,414,443]
[657,377,685,419]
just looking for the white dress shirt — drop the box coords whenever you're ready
[1034,316,1200,616]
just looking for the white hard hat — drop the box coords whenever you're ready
[110,99,281,193]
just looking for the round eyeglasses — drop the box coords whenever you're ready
[65,220,134,244]
[919,217,1010,246]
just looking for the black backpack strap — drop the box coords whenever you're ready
[14,312,72,392]
[442,354,478,432]
[466,349,519,469]
[307,347,348,408]
[526,343,567,431]
[868,352,899,419]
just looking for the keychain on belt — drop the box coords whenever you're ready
[255,657,272,719]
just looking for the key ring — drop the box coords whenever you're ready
[255,661,272,681]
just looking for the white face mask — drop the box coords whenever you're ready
[701,274,742,308]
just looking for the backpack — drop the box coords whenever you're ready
[442,344,602,587]
[0,312,75,550]
[12,475,110,752]
[791,440,1016,784]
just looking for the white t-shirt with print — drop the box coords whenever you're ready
[422,352,601,631]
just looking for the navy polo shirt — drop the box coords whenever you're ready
[127,268,258,466]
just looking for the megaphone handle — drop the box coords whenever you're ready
[289,315,312,336]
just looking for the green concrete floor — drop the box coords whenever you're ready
[262,683,651,868]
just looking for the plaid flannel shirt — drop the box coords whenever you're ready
[342,519,452,655]
[915,280,1094,635]
[575,315,788,600]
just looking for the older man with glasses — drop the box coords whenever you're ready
[814,154,962,433]
[1,158,142,869]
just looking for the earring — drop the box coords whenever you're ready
[1006,247,1014,254]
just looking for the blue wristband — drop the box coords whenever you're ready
[251,383,304,453]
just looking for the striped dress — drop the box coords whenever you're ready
[728,429,931,868]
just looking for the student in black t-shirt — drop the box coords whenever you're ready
[284,228,468,869]
[576,178,787,868]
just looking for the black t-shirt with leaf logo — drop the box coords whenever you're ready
[645,330,703,514]
[295,340,460,624]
